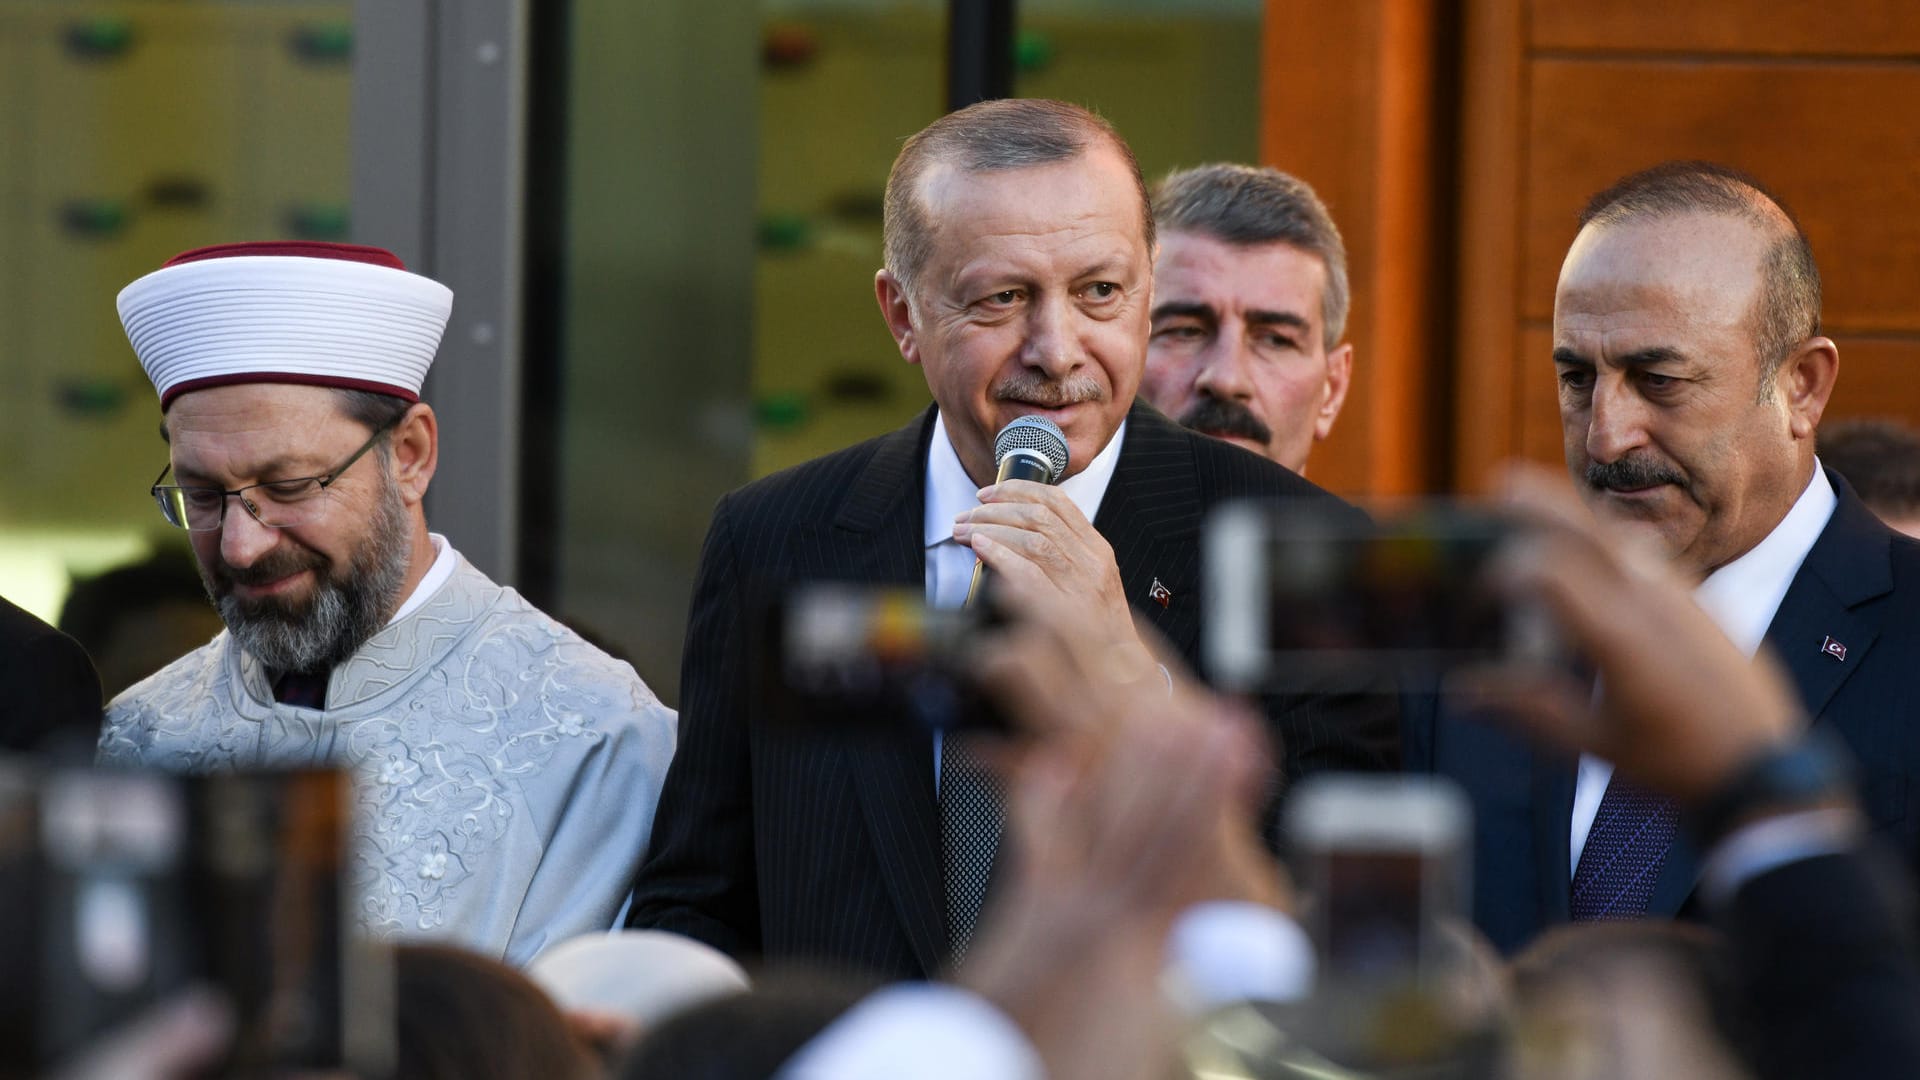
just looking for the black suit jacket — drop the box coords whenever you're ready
[630,402,1399,979]
[0,594,103,753]
[1723,845,1920,1079]
[1409,470,1920,954]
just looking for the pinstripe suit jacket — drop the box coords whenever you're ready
[629,401,1399,980]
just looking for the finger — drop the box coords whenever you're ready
[978,481,1103,541]
[963,529,1079,603]
[969,621,1085,737]
[1447,663,1602,760]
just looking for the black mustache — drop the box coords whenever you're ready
[1177,396,1272,447]
[1586,457,1686,492]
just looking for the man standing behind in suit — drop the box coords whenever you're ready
[1139,164,1353,476]
[1412,160,1920,953]
[631,98,1396,981]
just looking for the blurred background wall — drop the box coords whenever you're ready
[0,0,1913,705]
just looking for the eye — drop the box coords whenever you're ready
[979,289,1023,308]
[1256,330,1300,351]
[1640,372,1679,391]
[1557,367,1594,391]
[260,478,322,499]
[1083,281,1119,300]
[1152,323,1206,341]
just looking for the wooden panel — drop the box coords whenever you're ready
[1530,0,1920,57]
[1515,326,1920,474]
[1826,337,1920,425]
[1262,0,1450,497]
[1521,60,1920,330]
[1450,0,1526,491]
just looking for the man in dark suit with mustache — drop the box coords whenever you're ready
[628,99,1398,980]
[1408,160,1920,954]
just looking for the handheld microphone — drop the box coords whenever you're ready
[964,416,1070,609]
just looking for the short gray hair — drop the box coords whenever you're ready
[1152,163,1350,351]
[883,98,1152,298]
[1579,161,1821,396]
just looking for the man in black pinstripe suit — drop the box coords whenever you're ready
[628,99,1398,980]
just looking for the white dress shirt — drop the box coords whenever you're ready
[388,531,458,624]
[1568,464,1838,872]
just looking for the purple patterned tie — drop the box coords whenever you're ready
[1570,775,1678,921]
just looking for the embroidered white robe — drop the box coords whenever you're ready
[99,555,676,967]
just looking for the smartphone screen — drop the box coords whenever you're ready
[1206,500,1554,692]
[1287,775,1471,984]
[760,584,1009,735]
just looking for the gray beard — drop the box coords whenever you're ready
[210,478,413,675]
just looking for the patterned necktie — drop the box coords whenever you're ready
[939,734,1004,961]
[1570,774,1678,921]
[273,669,330,710]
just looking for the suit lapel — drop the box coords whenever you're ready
[1662,474,1891,916]
[1764,477,1894,726]
[815,409,946,974]
[1095,403,1205,659]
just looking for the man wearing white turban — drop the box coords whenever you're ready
[99,241,676,967]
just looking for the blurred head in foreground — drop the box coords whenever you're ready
[1818,418,1920,539]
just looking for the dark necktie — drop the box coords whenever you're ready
[273,670,330,710]
[939,734,1003,961]
[1570,774,1678,921]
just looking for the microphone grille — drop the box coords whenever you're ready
[993,415,1070,483]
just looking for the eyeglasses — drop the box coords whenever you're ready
[151,420,397,532]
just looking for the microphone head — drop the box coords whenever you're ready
[994,415,1070,484]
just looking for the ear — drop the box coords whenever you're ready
[1314,343,1355,441]
[388,403,439,507]
[1779,336,1839,441]
[875,270,922,366]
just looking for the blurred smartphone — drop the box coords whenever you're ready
[759,583,1008,735]
[1204,500,1555,692]
[1287,774,1471,982]
[9,767,392,1078]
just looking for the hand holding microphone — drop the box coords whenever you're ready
[954,416,1152,668]
[965,416,1071,609]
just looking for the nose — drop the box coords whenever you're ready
[1585,373,1649,464]
[1018,294,1084,378]
[218,497,281,568]
[1190,330,1255,402]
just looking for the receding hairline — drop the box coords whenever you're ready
[908,135,1145,231]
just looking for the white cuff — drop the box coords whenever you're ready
[778,983,1044,1080]
[1699,807,1862,909]
[1164,900,1315,1013]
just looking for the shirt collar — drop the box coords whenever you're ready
[1693,462,1837,657]
[389,531,459,625]
[923,413,1127,547]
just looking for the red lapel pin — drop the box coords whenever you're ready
[1821,636,1848,662]
[1148,578,1171,608]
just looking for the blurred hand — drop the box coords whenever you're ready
[957,585,1292,1080]
[954,480,1152,670]
[1455,465,1801,803]
[51,989,233,1080]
